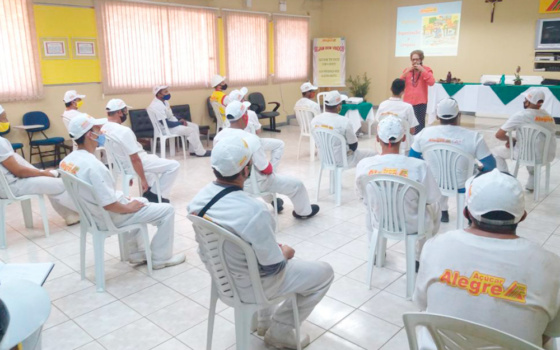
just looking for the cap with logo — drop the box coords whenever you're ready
[300,82,318,93]
[152,85,168,96]
[211,75,226,88]
[106,99,132,112]
[436,98,459,119]
[465,169,525,225]
[211,136,252,176]
[377,115,405,143]
[225,100,251,121]
[68,113,107,140]
[63,90,86,103]
[522,88,546,105]
[226,87,249,105]
[324,90,348,107]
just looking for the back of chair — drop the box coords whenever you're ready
[0,171,16,201]
[104,135,135,177]
[22,111,49,132]
[423,144,475,193]
[129,109,154,139]
[511,123,552,166]
[294,107,315,137]
[316,92,327,112]
[403,312,542,350]
[188,214,272,306]
[170,104,192,122]
[210,101,229,129]
[146,109,171,137]
[359,174,427,238]
[207,97,217,121]
[248,92,266,114]
[312,127,349,168]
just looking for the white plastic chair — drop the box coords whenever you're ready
[312,128,350,206]
[104,135,162,203]
[509,124,552,201]
[60,170,152,292]
[248,165,278,232]
[359,174,427,299]
[423,144,476,229]
[294,106,317,161]
[0,279,51,350]
[146,109,188,160]
[403,312,543,350]
[211,101,230,133]
[187,214,302,350]
[316,92,327,112]
[0,171,49,249]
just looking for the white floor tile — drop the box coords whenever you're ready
[74,301,142,338]
[147,298,208,336]
[98,318,172,350]
[330,310,401,350]
[42,320,93,350]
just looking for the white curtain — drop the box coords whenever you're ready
[95,0,218,94]
[274,15,310,83]
[223,11,269,86]
[0,0,43,102]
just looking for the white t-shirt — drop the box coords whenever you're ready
[147,98,178,123]
[295,97,321,116]
[411,125,492,188]
[415,230,560,347]
[62,109,82,131]
[101,122,145,174]
[355,154,441,234]
[0,137,36,197]
[311,112,358,166]
[375,97,419,128]
[214,127,269,172]
[500,108,557,163]
[245,110,262,135]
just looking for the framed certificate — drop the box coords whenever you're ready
[71,38,97,59]
[40,37,69,59]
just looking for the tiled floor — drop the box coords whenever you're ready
[4,116,560,350]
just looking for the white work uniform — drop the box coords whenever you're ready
[60,150,175,261]
[101,122,180,198]
[61,109,81,132]
[147,98,206,156]
[311,112,376,167]
[415,230,560,348]
[246,110,285,169]
[492,108,557,173]
[294,97,321,116]
[0,137,76,220]
[214,128,313,216]
[355,154,441,258]
[375,97,419,151]
[411,125,492,211]
[188,182,334,327]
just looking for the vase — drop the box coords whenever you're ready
[514,80,522,86]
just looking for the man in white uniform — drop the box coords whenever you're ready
[492,88,557,191]
[294,82,321,116]
[0,105,79,226]
[355,116,441,264]
[188,136,334,349]
[414,169,560,348]
[61,90,86,131]
[102,99,180,203]
[410,98,496,223]
[311,90,376,167]
[214,101,319,219]
[147,85,211,157]
[209,74,230,123]
[60,114,185,269]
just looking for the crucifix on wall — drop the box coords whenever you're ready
[486,0,503,23]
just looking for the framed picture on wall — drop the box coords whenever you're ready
[71,38,97,59]
[40,37,69,59]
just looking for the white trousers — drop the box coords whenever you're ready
[10,177,77,219]
[348,149,377,168]
[492,145,534,178]
[110,199,175,261]
[169,123,206,156]
[140,153,180,198]
[246,173,313,216]
[261,138,285,170]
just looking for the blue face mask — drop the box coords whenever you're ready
[163,94,171,101]
[92,132,106,147]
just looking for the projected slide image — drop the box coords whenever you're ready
[421,14,460,48]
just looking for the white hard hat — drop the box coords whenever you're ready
[212,136,252,177]
[152,85,168,96]
[63,90,85,103]
[377,115,405,143]
[68,113,107,140]
[436,98,459,119]
[211,74,226,88]
[324,90,348,107]
[300,82,318,93]
[225,100,251,121]
[106,99,132,112]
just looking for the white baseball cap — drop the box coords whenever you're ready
[68,113,107,140]
[300,82,318,93]
[522,88,545,105]
[226,87,249,105]
[152,85,168,96]
[211,74,226,88]
[225,100,251,121]
[211,136,252,177]
[436,98,459,119]
[63,90,85,103]
[465,169,526,225]
[377,115,405,143]
[106,99,132,112]
[324,90,348,106]
[0,105,4,115]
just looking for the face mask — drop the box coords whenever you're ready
[0,122,9,133]
[163,94,171,101]
[92,132,106,147]
[221,84,228,91]
[120,111,128,123]
[523,101,529,109]
[76,100,84,109]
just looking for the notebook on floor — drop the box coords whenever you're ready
[0,262,55,286]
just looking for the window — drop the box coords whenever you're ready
[0,0,43,102]
[95,0,218,94]
[223,10,269,86]
[273,15,310,83]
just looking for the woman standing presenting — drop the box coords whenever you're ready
[401,50,435,133]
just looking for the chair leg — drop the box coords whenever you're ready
[80,225,87,279]
[37,196,50,237]
[161,138,166,159]
[141,226,153,275]
[272,194,278,233]
[92,234,107,292]
[291,296,302,350]
[206,284,219,350]
[456,194,465,229]
[375,237,387,268]
[181,136,187,161]
[155,178,162,203]
[546,164,551,196]
[309,137,315,162]
[315,167,323,202]
[234,307,252,350]
[329,170,335,194]
[335,168,343,207]
[405,235,417,300]
[0,202,6,249]
[366,228,379,290]
[38,146,45,169]
[151,138,156,155]
[21,199,34,229]
[513,160,520,177]
[534,166,541,201]
[297,135,302,160]
[118,233,129,262]
[122,175,130,198]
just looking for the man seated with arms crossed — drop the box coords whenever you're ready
[102,99,180,203]
[356,116,441,268]
[188,136,334,349]
[294,82,321,116]
[311,90,376,167]
[215,101,319,218]
[0,105,79,226]
[492,88,557,191]
[414,169,560,349]
[61,114,185,269]
[409,98,496,223]
[147,85,211,157]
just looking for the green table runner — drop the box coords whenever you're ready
[489,85,530,105]
[440,82,479,97]
[340,102,374,121]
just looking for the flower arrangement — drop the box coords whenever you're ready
[514,66,522,85]
[346,73,371,100]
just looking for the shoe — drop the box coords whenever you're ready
[526,175,534,192]
[271,198,284,213]
[152,253,186,270]
[65,213,80,226]
[191,150,211,157]
[129,251,147,264]
[441,211,449,223]
[292,204,320,219]
[415,260,420,273]
[264,323,310,349]
[257,319,271,337]
[161,197,170,203]
[142,190,159,203]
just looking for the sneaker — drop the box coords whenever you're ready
[526,175,534,192]
[292,204,320,219]
[191,150,211,157]
[142,190,159,203]
[257,319,271,337]
[129,251,147,264]
[65,213,80,226]
[161,197,170,203]
[441,210,449,223]
[415,260,420,273]
[264,323,310,350]
[152,253,186,270]
[271,198,284,213]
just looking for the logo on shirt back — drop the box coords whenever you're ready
[427,137,462,145]
[60,161,79,175]
[535,116,554,123]
[315,124,333,130]
[368,168,409,178]
[439,269,527,304]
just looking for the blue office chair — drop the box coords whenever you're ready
[0,126,25,159]
[22,111,66,168]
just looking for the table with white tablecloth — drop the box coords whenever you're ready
[339,102,374,133]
